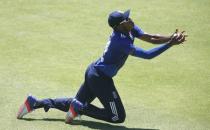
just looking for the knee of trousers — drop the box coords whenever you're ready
[110,111,126,123]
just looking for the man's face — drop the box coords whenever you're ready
[119,18,134,32]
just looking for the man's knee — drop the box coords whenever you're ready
[110,111,126,123]
[117,113,126,123]
[108,100,126,123]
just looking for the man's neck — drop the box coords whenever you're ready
[114,29,129,35]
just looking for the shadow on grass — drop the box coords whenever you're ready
[72,120,159,130]
[19,118,64,122]
[19,118,159,130]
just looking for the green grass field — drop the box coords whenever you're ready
[0,0,210,130]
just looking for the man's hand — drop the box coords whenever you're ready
[169,29,188,45]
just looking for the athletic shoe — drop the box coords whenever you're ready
[65,98,83,124]
[16,94,37,119]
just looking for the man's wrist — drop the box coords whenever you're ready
[166,41,173,46]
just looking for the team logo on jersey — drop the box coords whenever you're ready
[121,34,126,38]
[121,32,134,41]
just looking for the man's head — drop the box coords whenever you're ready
[108,10,134,33]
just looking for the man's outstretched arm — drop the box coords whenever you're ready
[130,30,187,59]
[130,43,172,59]
[139,33,171,44]
[138,29,186,44]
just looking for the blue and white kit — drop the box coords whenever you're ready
[33,25,172,123]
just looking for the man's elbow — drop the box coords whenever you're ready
[130,51,155,59]
[144,57,153,60]
[143,54,155,59]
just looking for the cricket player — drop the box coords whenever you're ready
[17,10,187,124]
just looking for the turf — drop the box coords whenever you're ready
[0,0,209,130]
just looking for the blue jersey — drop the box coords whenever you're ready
[94,25,144,77]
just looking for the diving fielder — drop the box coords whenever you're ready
[17,10,187,124]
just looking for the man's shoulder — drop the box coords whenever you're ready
[131,25,144,38]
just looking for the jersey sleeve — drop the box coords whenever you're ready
[131,25,144,38]
[130,43,172,59]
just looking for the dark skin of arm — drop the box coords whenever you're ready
[115,18,187,45]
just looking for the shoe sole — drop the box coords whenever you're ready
[17,98,32,119]
[65,105,77,124]
[65,112,74,123]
